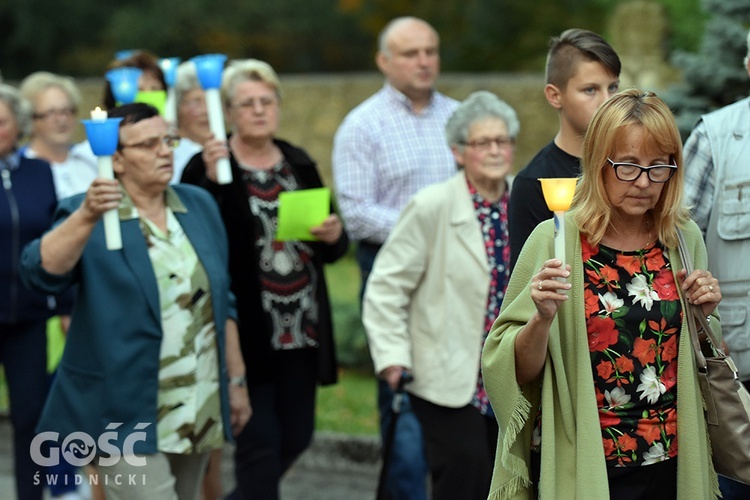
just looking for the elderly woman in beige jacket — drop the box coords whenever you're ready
[363,90,518,500]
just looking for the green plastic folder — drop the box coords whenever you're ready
[133,90,167,116]
[276,187,330,241]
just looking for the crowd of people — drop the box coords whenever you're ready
[1,13,748,500]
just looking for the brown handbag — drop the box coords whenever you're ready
[677,229,750,485]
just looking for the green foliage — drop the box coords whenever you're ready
[592,0,708,53]
[655,0,709,53]
[316,368,378,435]
[324,250,373,370]
[1,0,705,78]
[664,0,750,137]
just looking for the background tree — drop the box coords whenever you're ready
[0,0,708,79]
[664,0,750,137]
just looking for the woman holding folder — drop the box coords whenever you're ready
[180,58,348,500]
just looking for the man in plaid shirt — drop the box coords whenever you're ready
[332,16,458,500]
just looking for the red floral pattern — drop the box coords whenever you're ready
[468,180,510,417]
[583,237,681,467]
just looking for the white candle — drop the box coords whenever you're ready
[539,178,577,294]
[204,88,232,185]
[164,88,177,126]
[90,107,108,121]
[97,156,122,250]
[553,211,566,293]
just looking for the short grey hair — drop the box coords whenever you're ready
[174,61,202,107]
[19,71,81,112]
[221,59,282,107]
[445,91,520,148]
[377,17,437,57]
[0,84,32,140]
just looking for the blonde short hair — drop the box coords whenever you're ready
[174,61,202,106]
[221,59,282,106]
[572,89,690,248]
[19,71,81,111]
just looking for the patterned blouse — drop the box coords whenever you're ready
[121,188,224,454]
[241,159,319,350]
[582,236,680,466]
[532,236,681,467]
[468,179,511,417]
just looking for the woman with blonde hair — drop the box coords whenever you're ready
[181,59,348,499]
[20,71,98,199]
[483,90,722,499]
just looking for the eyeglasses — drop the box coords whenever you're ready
[32,107,77,121]
[607,158,677,183]
[460,136,515,151]
[181,97,206,110]
[120,135,181,152]
[231,96,277,111]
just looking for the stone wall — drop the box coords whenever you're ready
[76,73,557,186]
[609,1,680,92]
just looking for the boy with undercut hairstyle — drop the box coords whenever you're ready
[509,29,621,269]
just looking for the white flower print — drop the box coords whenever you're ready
[531,423,541,448]
[599,291,624,316]
[642,442,669,465]
[604,386,631,409]
[636,365,666,404]
[626,274,660,311]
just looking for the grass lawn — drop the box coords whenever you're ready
[316,368,379,435]
[316,250,379,436]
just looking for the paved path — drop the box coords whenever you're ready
[0,417,381,499]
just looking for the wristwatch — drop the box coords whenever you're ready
[229,375,247,387]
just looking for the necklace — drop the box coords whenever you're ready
[643,214,655,248]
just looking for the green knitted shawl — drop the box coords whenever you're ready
[481,210,720,500]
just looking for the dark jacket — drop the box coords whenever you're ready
[1,154,70,324]
[181,138,348,385]
[21,185,237,453]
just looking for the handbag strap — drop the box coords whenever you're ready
[675,228,721,369]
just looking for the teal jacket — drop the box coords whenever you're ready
[21,184,237,454]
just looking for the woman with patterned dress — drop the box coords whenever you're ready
[180,59,348,500]
[21,103,250,500]
[362,91,518,500]
[482,89,723,499]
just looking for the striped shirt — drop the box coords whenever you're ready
[683,120,714,233]
[332,83,458,243]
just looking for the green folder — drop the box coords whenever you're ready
[133,90,167,116]
[276,187,331,241]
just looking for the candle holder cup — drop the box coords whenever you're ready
[106,67,143,105]
[82,118,123,156]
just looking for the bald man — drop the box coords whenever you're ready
[332,16,458,500]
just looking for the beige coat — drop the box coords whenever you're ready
[363,171,510,407]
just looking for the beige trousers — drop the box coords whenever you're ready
[96,451,211,500]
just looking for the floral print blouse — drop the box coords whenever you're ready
[531,236,681,467]
[583,236,680,466]
[468,179,510,417]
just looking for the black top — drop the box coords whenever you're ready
[181,138,349,385]
[508,141,580,270]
